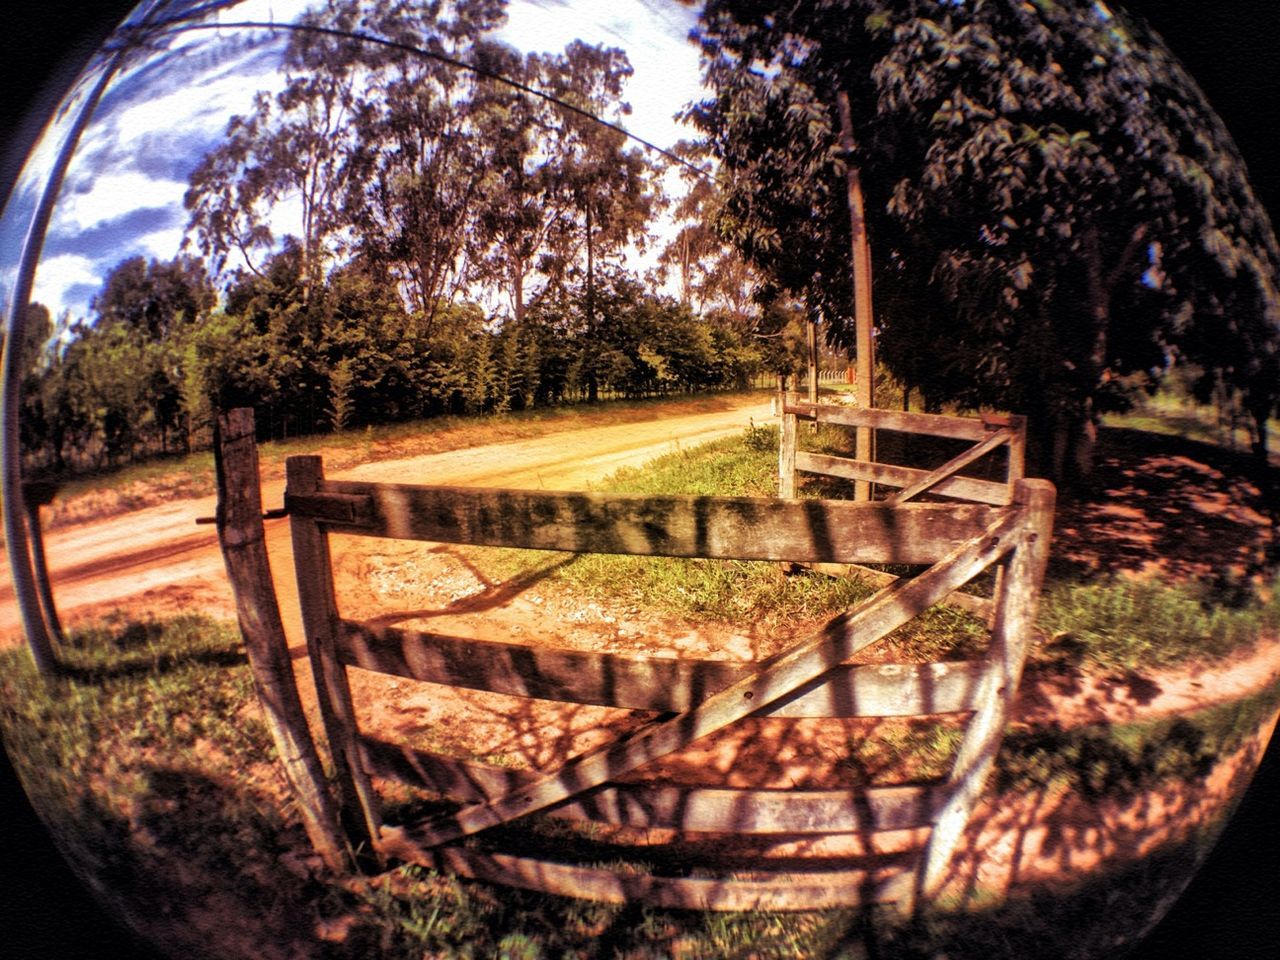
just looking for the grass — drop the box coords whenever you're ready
[1037,575,1280,672]
[1106,388,1280,459]
[995,676,1280,799]
[7,385,1279,957]
[473,420,1274,671]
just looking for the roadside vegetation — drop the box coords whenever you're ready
[40,388,772,529]
[474,396,1279,674]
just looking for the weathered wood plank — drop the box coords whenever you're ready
[794,452,1010,505]
[338,621,991,718]
[287,456,382,858]
[404,505,1025,849]
[287,478,1001,565]
[785,401,1016,442]
[887,430,1011,505]
[915,478,1056,908]
[374,838,914,910]
[360,737,944,834]
[214,410,349,871]
[779,395,798,499]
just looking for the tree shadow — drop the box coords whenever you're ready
[362,551,578,626]
[1050,426,1277,584]
[54,618,248,681]
[20,761,369,960]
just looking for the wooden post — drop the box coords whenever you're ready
[214,409,350,872]
[911,478,1056,909]
[1006,415,1027,489]
[287,454,382,861]
[806,319,819,406]
[836,91,876,501]
[778,390,798,498]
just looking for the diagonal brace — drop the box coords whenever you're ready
[887,429,1010,505]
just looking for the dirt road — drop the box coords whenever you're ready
[0,399,775,642]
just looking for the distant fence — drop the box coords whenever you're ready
[779,395,1027,505]
[274,443,1054,912]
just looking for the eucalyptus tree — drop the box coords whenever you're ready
[339,0,509,330]
[691,0,1280,481]
[468,45,584,326]
[536,40,660,401]
[657,142,761,325]
[184,0,372,301]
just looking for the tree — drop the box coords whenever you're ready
[340,0,510,329]
[537,40,661,401]
[184,0,372,300]
[91,254,215,452]
[657,142,761,323]
[2,303,56,466]
[691,0,1280,483]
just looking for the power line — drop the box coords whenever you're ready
[125,17,721,184]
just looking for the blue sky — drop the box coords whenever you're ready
[0,0,705,326]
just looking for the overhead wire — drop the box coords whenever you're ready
[120,16,723,184]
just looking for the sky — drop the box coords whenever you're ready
[0,0,707,326]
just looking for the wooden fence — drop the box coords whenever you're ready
[779,395,1027,505]
[280,448,1055,913]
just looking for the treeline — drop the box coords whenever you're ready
[17,250,772,472]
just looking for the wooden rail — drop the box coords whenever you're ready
[779,398,1026,505]
[286,453,1054,913]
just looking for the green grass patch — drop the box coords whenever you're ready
[480,423,1273,669]
[1036,575,1280,672]
[477,427,991,657]
[1105,388,1280,457]
[997,675,1280,799]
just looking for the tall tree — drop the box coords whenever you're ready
[341,0,509,329]
[657,142,760,323]
[539,40,659,401]
[184,0,370,299]
[691,0,1280,482]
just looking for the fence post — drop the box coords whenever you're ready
[213,408,350,872]
[910,477,1056,909]
[778,389,798,498]
[286,454,382,862]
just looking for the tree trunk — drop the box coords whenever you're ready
[512,257,525,327]
[585,202,598,404]
[836,91,876,501]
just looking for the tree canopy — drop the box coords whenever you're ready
[690,0,1280,480]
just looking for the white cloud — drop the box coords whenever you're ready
[31,254,100,315]
[54,171,188,234]
[499,0,705,150]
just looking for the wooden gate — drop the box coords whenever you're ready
[778,396,1026,505]
[285,455,1054,913]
